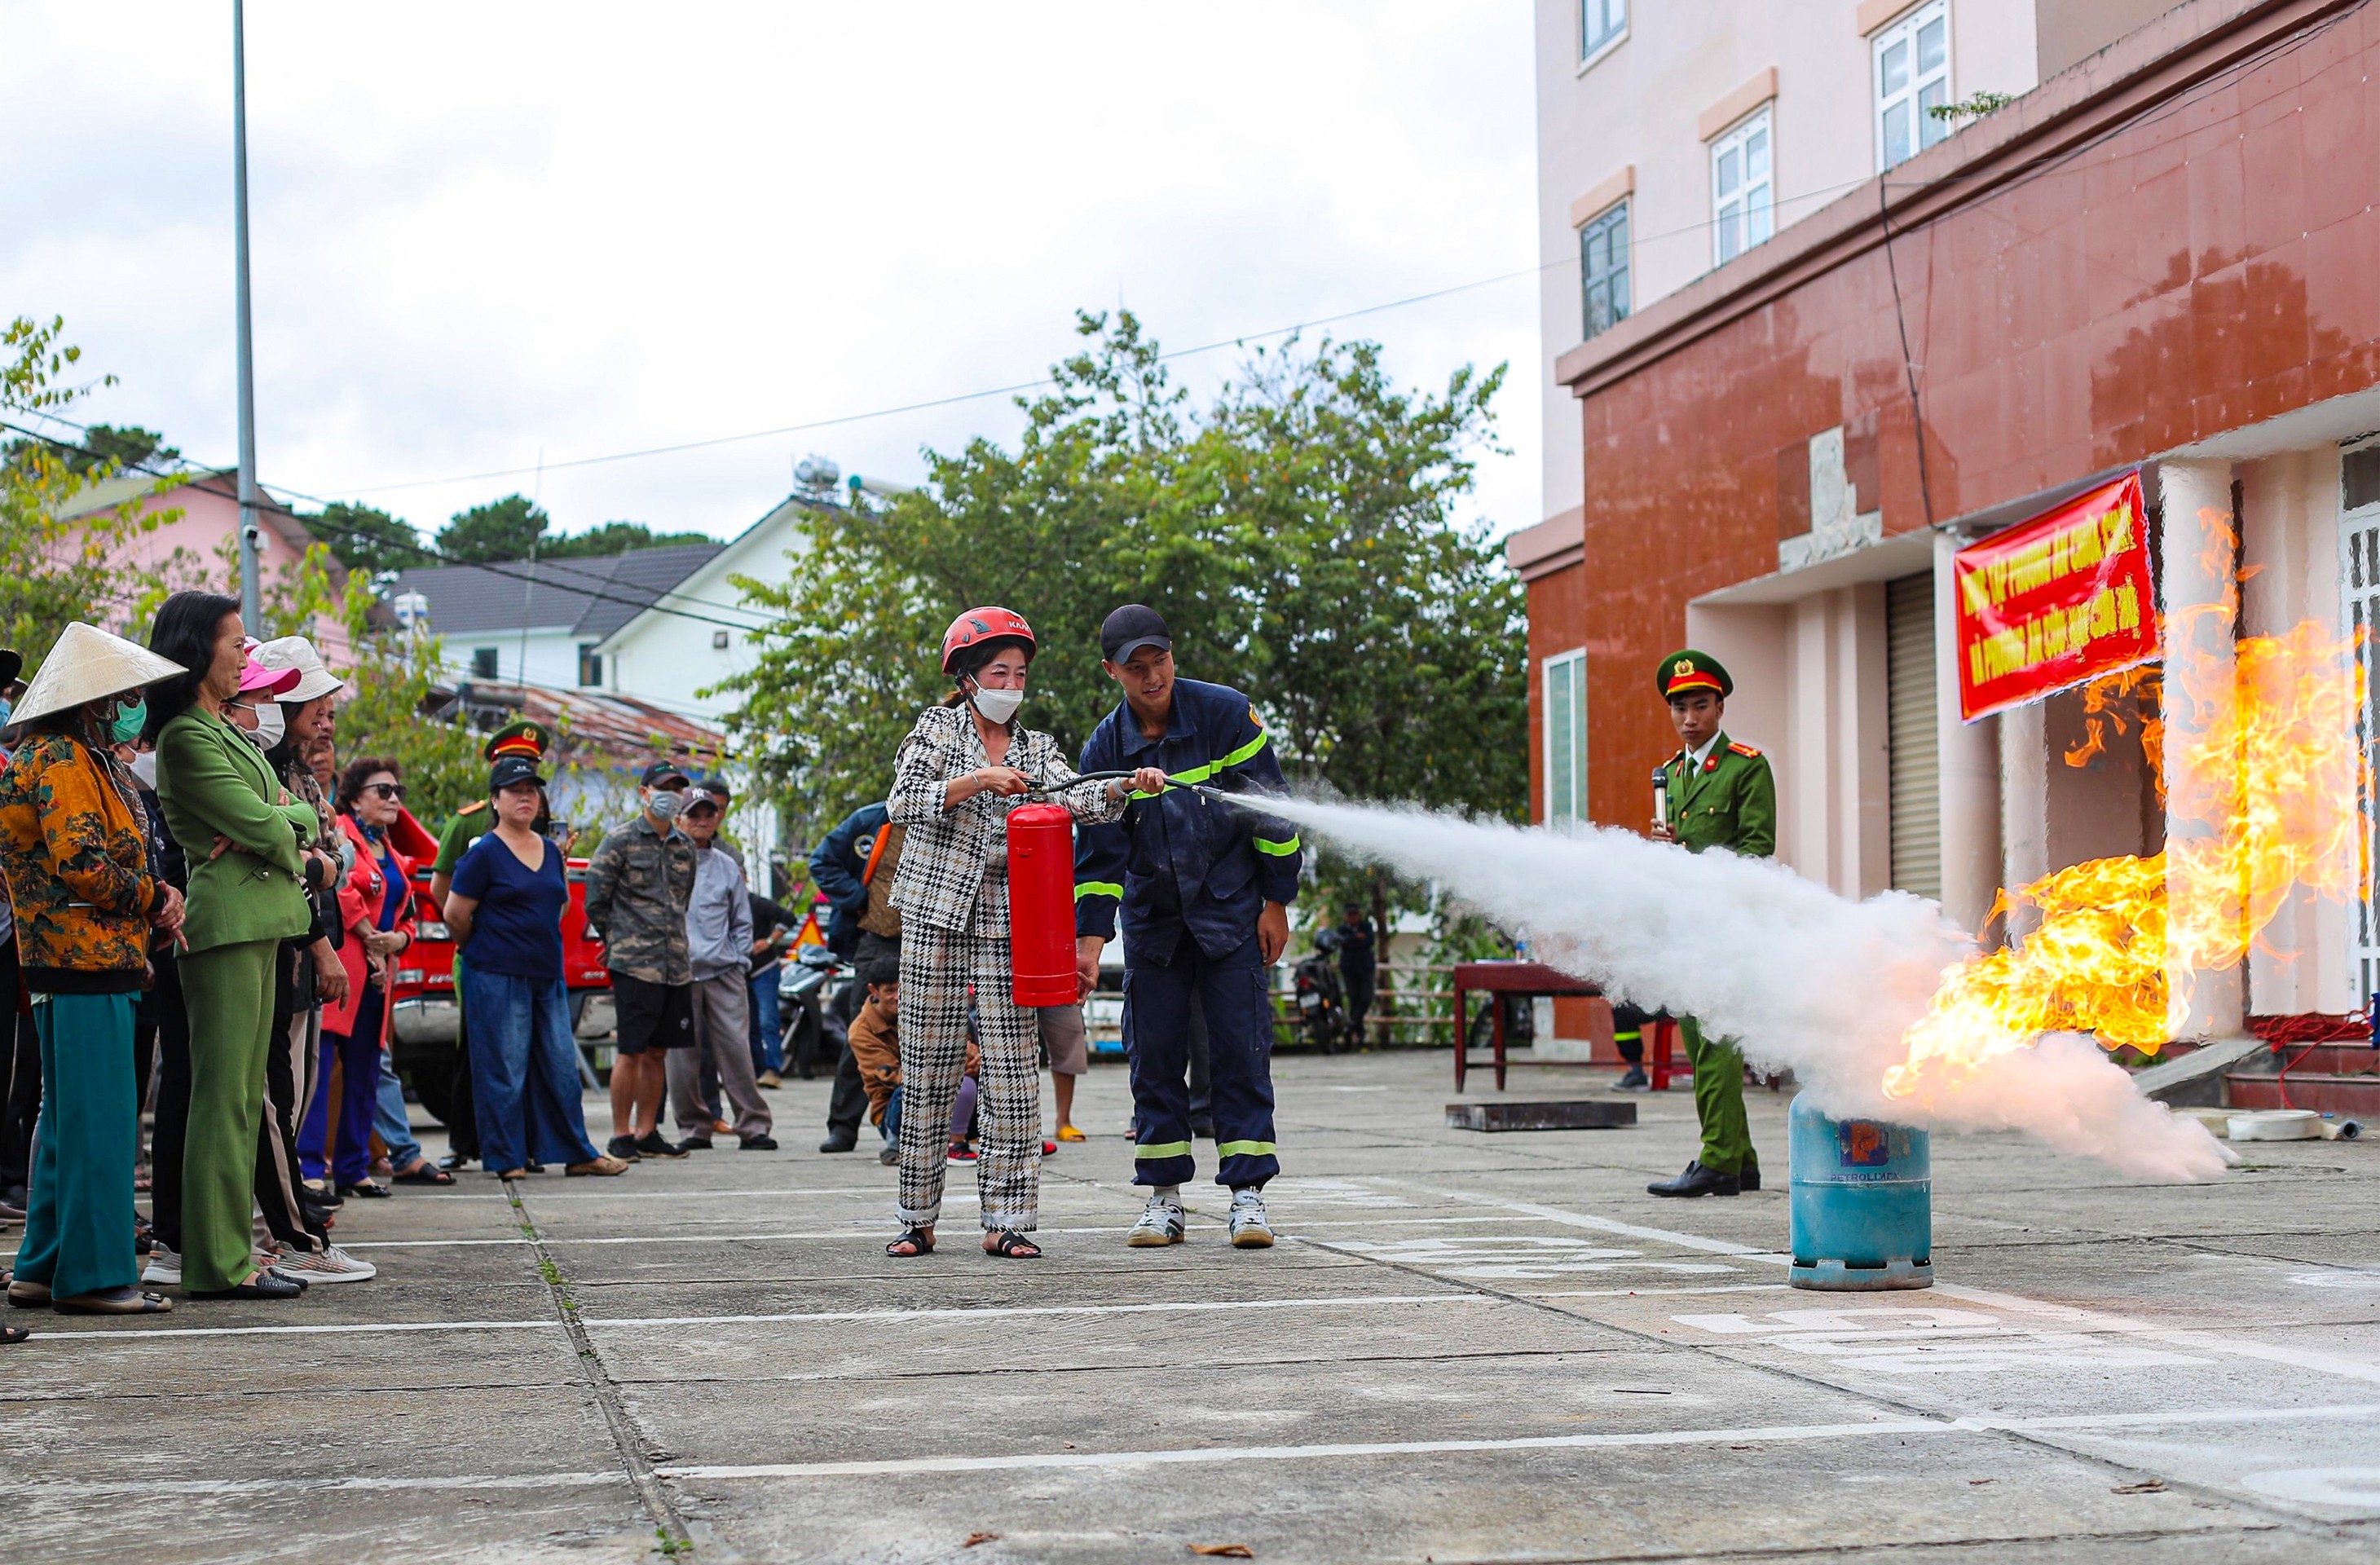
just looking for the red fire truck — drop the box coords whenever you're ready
[387,858,611,1125]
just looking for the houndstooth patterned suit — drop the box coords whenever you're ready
[887,703,1125,1232]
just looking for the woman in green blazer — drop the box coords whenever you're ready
[147,593,320,1300]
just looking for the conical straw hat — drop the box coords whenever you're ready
[11,622,187,727]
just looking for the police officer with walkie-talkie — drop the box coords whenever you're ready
[1645,650,1776,1198]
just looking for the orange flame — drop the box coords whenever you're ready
[1886,507,2366,1103]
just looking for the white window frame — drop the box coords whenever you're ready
[1873,1,1953,173]
[1578,0,1627,70]
[2340,435,2380,1006]
[1543,649,1589,826]
[1578,197,1631,342]
[1709,108,1774,267]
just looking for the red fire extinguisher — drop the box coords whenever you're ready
[1007,802,1081,1007]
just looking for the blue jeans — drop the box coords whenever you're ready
[461,968,601,1174]
[883,1075,976,1145]
[749,971,782,1076]
[300,984,383,1188]
[374,1054,423,1168]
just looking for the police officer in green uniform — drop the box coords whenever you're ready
[427,720,553,1169]
[1645,650,1775,1199]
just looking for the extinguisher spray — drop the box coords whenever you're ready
[1651,765,1668,833]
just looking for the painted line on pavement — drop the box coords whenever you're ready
[8,1472,625,1497]
[27,1290,1500,1342]
[1364,1180,2380,1386]
[340,1215,1549,1251]
[660,1400,2380,1479]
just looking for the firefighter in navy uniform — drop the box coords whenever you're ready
[1646,650,1776,1198]
[1073,605,1303,1250]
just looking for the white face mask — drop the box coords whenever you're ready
[245,702,286,751]
[969,685,1024,724]
[130,751,159,790]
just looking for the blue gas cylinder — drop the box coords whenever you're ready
[1787,1095,1933,1291]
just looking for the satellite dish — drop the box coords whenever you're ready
[794,454,841,491]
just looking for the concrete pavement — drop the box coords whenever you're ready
[6,1048,2378,1563]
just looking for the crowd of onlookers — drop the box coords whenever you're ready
[2,589,961,1342]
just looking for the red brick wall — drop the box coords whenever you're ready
[1558,3,2380,829]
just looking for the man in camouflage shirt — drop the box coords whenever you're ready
[582,761,698,1162]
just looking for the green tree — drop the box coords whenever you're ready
[0,316,175,662]
[715,311,1527,873]
[315,500,425,577]
[542,520,714,558]
[437,494,549,563]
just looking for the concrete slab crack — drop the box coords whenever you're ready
[508,1182,707,1559]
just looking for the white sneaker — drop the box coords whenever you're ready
[271,1245,377,1285]
[141,1245,181,1286]
[1228,1189,1274,1249]
[1126,1195,1186,1248]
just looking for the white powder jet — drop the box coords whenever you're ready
[1260,796,2230,1182]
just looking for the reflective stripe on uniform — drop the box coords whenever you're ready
[1135,1140,1193,1159]
[1129,729,1276,796]
[1252,835,1301,857]
[1216,1140,1276,1158]
[1074,881,1124,902]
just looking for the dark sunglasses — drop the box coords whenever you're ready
[364,782,407,800]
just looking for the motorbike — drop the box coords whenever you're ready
[777,945,845,1078]
[1294,929,1351,1054]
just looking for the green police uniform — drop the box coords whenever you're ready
[1654,650,1775,1183]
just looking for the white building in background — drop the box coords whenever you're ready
[593,494,813,722]
[390,543,725,693]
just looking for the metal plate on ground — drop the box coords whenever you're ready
[1445,1100,1637,1132]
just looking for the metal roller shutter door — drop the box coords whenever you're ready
[1885,571,1941,901]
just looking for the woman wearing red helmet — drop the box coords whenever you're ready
[881,608,1165,1260]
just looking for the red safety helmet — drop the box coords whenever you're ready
[941,606,1036,675]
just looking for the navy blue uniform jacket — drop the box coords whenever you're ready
[809,801,888,958]
[1073,677,1304,965]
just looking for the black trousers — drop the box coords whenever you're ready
[140,945,192,1247]
[258,945,328,1254]
[0,934,35,1201]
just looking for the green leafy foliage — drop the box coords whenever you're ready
[715,311,1527,882]
[315,500,426,576]
[0,317,175,663]
[540,520,714,559]
[437,494,549,563]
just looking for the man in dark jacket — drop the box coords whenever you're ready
[807,802,898,1152]
[1073,605,1302,1252]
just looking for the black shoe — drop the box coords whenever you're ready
[739,1134,778,1151]
[337,1182,392,1200]
[1190,1117,1217,1140]
[523,1162,547,1175]
[818,1134,857,1154]
[307,1185,346,1209]
[606,1135,642,1162]
[1614,1067,1650,1091]
[1647,1161,1741,1198]
[634,1131,689,1160]
[437,1151,471,1172]
[1739,1165,1761,1192]
[188,1273,307,1300]
[676,1135,714,1153]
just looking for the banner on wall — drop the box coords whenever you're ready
[1954,470,2157,722]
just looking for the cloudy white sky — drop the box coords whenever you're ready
[2,2,1545,553]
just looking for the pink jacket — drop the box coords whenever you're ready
[323,807,435,1038]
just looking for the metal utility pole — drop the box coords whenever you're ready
[231,0,263,629]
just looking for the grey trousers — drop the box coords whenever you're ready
[669,971,772,1140]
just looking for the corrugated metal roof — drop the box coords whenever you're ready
[391,543,725,639]
[431,678,729,767]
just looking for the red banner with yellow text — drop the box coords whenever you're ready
[1954,471,2157,722]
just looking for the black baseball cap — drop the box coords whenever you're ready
[489,756,544,792]
[640,760,689,789]
[1100,604,1172,663]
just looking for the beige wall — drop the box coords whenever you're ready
[2034,0,2182,76]
[1534,0,2038,527]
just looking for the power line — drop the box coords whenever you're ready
[2,418,779,637]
